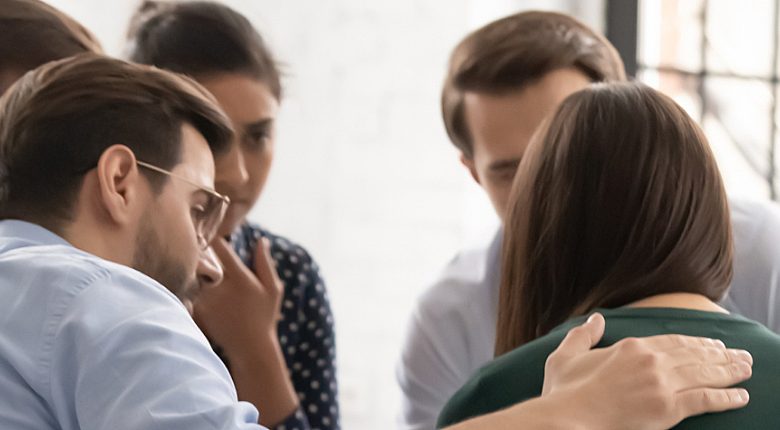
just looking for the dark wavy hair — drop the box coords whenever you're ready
[0,0,102,94]
[126,0,282,100]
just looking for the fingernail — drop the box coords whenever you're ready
[730,350,753,365]
[737,389,749,403]
[586,314,597,323]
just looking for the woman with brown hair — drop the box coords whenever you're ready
[437,82,780,429]
[126,3,338,429]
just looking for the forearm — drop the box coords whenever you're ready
[226,331,300,427]
[443,395,587,430]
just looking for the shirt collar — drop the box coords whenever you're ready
[0,219,73,248]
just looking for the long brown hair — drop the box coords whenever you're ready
[495,83,733,356]
[442,11,625,158]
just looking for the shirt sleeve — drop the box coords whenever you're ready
[726,198,780,332]
[46,269,266,430]
[396,302,471,430]
[397,235,502,430]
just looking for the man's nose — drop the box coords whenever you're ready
[197,246,224,288]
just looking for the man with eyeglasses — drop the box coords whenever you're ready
[133,160,230,312]
[0,54,265,429]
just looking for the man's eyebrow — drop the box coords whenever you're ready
[488,158,522,171]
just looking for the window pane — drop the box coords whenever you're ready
[774,86,780,197]
[703,78,772,199]
[705,0,775,78]
[639,0,704,72]
[638,68,702,120]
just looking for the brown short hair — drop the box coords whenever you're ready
[0,0,102,93]
[0,54,233,232]
[442,11,626,158]
[495,83,733,355]
[126,1,282,100]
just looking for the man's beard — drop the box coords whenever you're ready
[131,212,198,312]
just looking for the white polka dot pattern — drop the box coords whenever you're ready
[219,223,340,430]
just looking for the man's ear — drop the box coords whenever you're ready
[94,145,142,226]
[460,153,481,185]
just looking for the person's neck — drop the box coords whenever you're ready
[626,292,729,314]
[62,220,134,267]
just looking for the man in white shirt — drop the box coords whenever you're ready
[397,11,780,429]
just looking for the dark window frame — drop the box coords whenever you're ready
[606,0,780,199]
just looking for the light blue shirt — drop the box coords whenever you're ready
[0,220,265,430]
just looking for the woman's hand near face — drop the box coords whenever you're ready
[193,237,299,427]
[194,237,283,350]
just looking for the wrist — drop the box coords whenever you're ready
[221,329,281,369]
[537,391,604,430]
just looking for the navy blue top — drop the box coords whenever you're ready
[211,223,339,430]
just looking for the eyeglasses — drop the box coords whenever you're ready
[136,160,230,249]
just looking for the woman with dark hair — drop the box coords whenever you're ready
[0,0,102,94]
[437,82,780,429]
[125,2,337,429]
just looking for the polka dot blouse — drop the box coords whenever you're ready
[215,223,340,430]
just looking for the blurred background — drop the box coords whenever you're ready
[45,0,778,427]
